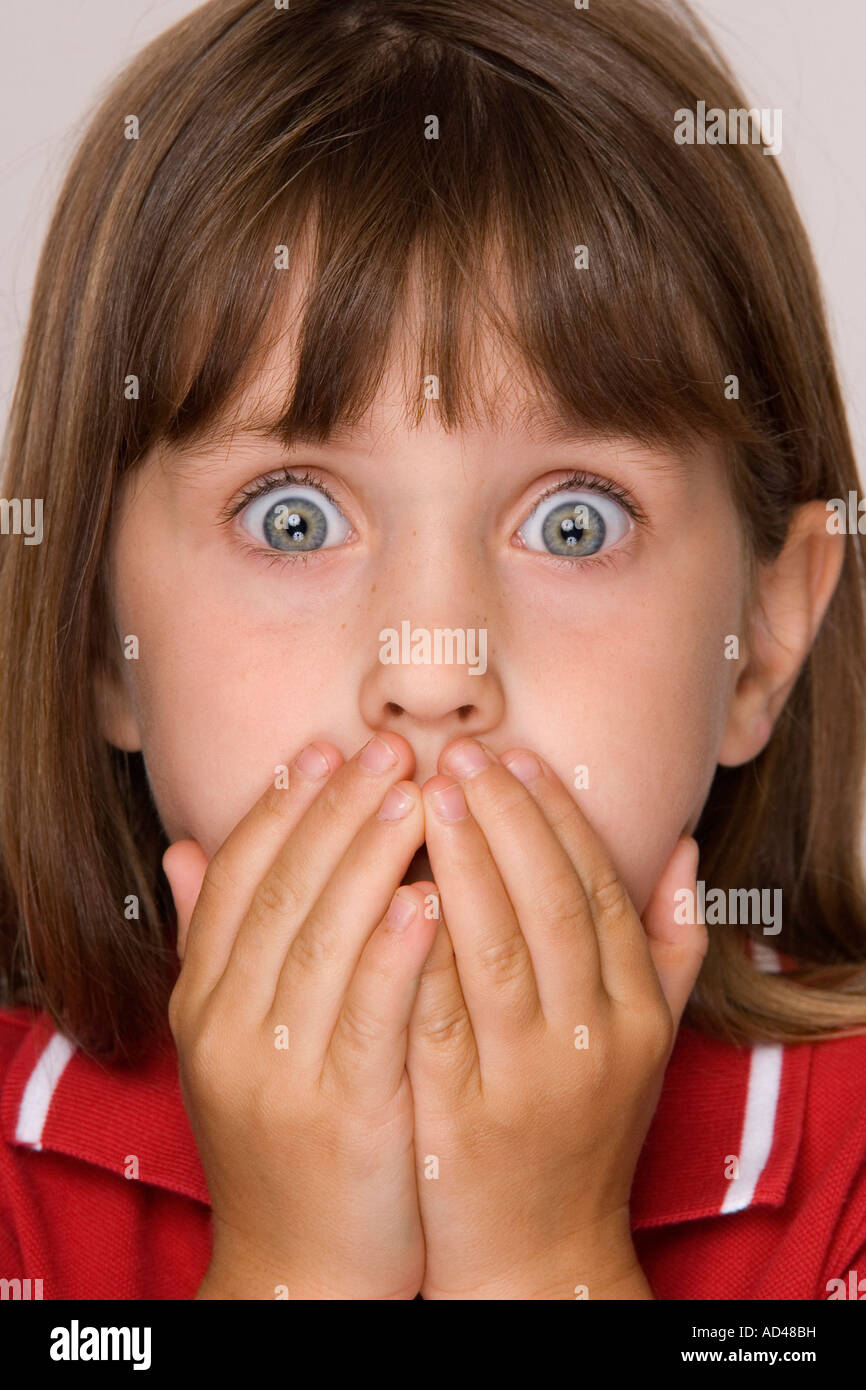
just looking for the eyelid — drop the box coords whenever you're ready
[527,469,649,527]
[218,467,347,525]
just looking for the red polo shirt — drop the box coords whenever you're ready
[1,950,865,1299]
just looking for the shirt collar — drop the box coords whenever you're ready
[632,938,811,1225]
[2,978,810,1226]
[1,1009,211,1206]
[630,1017,810,1227]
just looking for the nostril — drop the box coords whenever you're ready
[385,701,403,716]
[457,705,473,719]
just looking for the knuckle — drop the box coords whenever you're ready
[335,1000,388,1052]
[544,800,578,841]
[477,776,527,825]
[587,871,629,921]
[251,863,306,925]
[286,919,339,974]
[444,835,491,878]
[183,1007,229,1089]
[640,1004,675,1060]
[534,865,583,927]
[198,849,237,905]
[474,929,532,986]
[315,776,354,826]
[259,777,298,825]
[415,1000,472,1049]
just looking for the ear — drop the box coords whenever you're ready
[93,657,143,753]
[718,500,845,767]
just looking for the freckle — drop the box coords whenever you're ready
[371,583,376,593]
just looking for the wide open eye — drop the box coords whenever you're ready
[239,481,352,553]
[517,487,631,558]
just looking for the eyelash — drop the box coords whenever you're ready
[221,465,647,570]
[220,469,341,522]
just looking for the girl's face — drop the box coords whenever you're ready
[100,331,750,917]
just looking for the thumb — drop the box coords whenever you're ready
[642,836,708,1030]
[162,840,209,962]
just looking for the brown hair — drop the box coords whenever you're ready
[1,0,865,1063]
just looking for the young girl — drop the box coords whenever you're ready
[1,0,865,1301]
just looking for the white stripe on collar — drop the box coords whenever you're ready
[720,939,783,1213]
[15,1031,76,1150]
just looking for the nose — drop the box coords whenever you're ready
[360,623,505,783]
[356,479,507,780]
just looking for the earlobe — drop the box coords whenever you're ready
[717,500,846,768]
[93,665,143,753]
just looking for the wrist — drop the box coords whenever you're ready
[524,1212,654,1300]
[424,1210,653,1301]
[199,1236,340,1300]
[199,1241,420,1301]
[195,1264,320,1300]
[195,1266,371,1300]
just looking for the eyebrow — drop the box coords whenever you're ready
[167,393,696,476]
[169,408,386,465]
[176,399,591,454]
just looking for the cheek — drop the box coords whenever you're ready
[505,578,737,915]
[116,584,354,856]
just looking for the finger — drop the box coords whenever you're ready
[215,734,417,1020]
[496,744,656,1011]
[162,840,209,962]
[420,773,542,1061]
[178,739,345,1008]
[642,836,708,1030]
[321,881,440,1107]
[437,739,603,1016]
[406,903,480,1104]
[266,779,426,1053]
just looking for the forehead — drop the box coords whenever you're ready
[169,320,626,462]
[166,219,609,456]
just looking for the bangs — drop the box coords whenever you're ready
[117,5,769,468]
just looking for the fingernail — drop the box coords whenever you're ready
[441,739,491,780]
[386,891,417,931]
[360,735,399,773]
[293,743,331,779]
[501,750,541,784]
[377,785,416,821]
[430,780,469,822]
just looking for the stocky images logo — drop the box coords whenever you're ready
[49,1320,152,1371]
[826,1269,866,1299]
[379,622,488,675]
[674,101,782,156]
[674,880,782,935]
